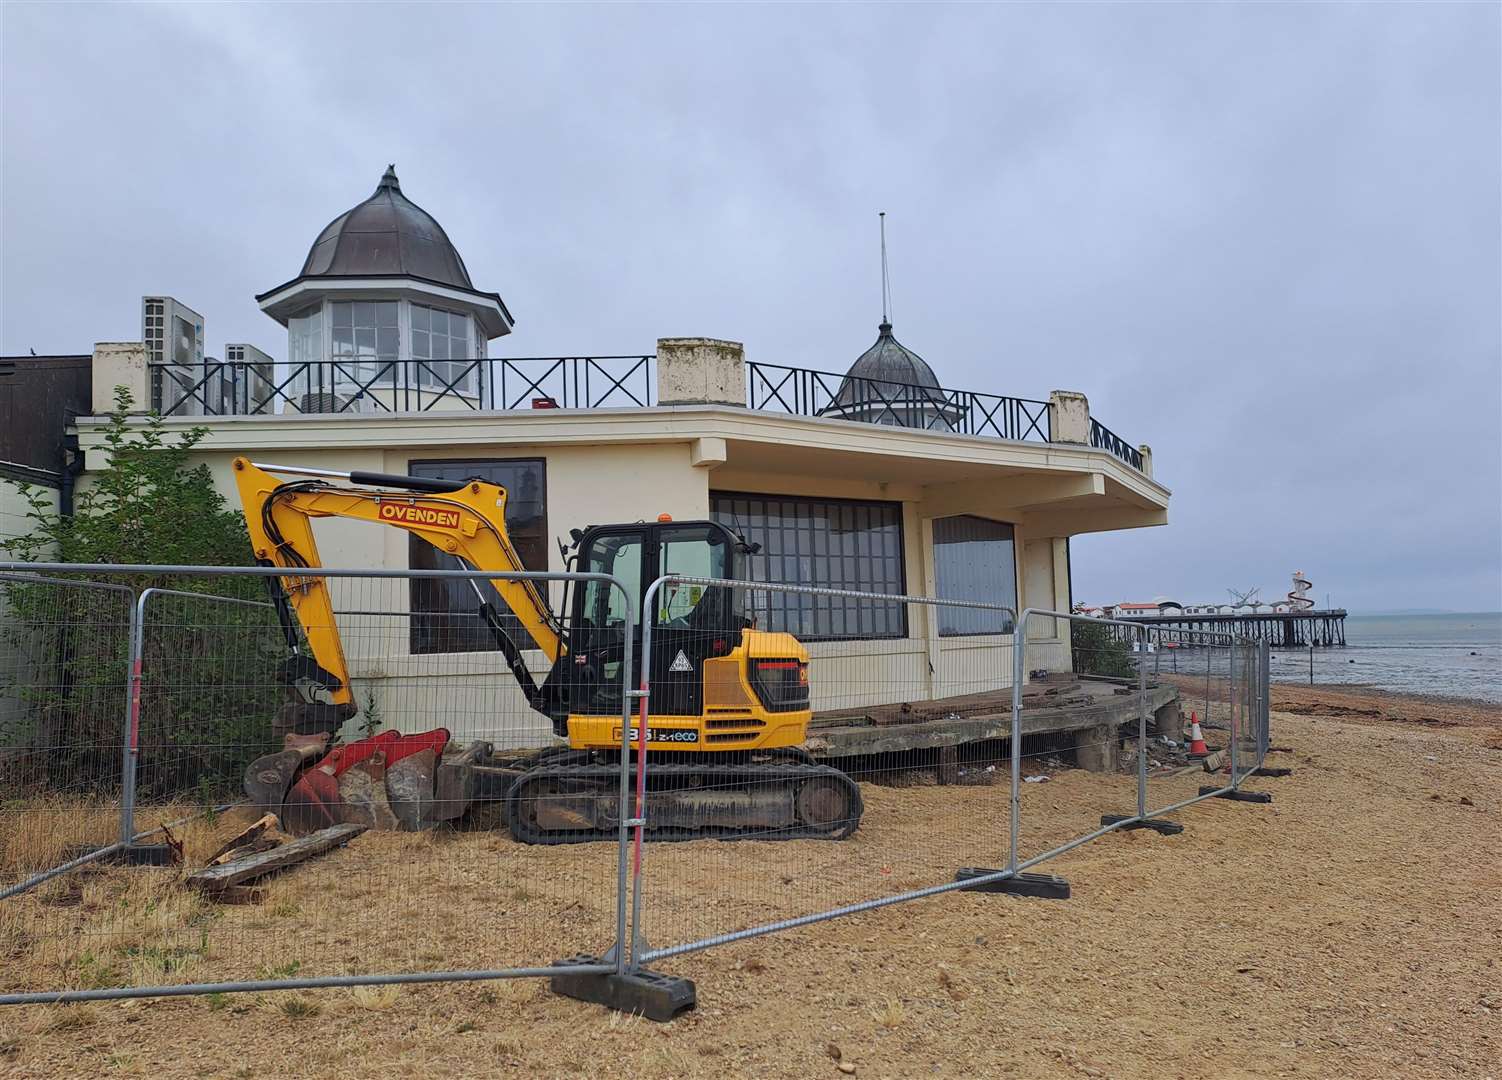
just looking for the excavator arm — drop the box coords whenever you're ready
[232,457,565,713]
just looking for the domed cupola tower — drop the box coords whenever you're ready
[820,214,963,431]
[254,166,513,411]
[821,319,962,430]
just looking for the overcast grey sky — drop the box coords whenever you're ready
[2,3,1498,613]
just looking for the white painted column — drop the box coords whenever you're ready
[1052,537,1073,671]
[919,514,939,700]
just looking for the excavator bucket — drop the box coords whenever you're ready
[278,731,403,835]
[244,732,329,815]
[281,755,343,836]
[337,750,400,830]
[387,748,438,830]
[245,749,306,815]
[383,729,450,830]
[255,729,453,835]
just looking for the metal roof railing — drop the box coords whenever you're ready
[747,361,1051,445]
[144,354,1145,472]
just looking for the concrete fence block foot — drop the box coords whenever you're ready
[1101,814,1184,835]
[550,955,697,1022]
[954,868,1071,899]
[100,843,175,867]
[1199,786,1273,804]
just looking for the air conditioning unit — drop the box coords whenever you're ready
[295,391,372,415]
[153,361,204,416]
[142,296,204,415]
[222,344,277,414]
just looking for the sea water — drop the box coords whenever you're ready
[1267,612,1502,703]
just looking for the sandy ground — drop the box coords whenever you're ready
[1,686,1499,1079]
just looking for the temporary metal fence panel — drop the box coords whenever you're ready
[2,561,1276,1010]
[0,574,136,897]
[1234,637,1267,779]
[1015,610,1153,866]
[126,589,285,840]
[623,592,1274,972]
[0,564,634,1004]
[629,575,1020,965]
[1134,626,1241,824]
[1257,639,1272,762]
[1229,640,1251,784]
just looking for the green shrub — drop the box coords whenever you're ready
[1070,620,1137,680]
[1,387,280,797]
[2,388,256,579]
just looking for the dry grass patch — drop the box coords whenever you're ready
[0,797,119,880]
[0,797,254,886]
[35,1003,100,1035]
[5,694,1493,1079]
[350,983,400,1010]
[872,995,905,1029]
[276,996,322,1020]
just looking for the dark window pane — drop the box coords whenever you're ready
[711,491,905,641]
[580,534,641,644]
[409,459,548,654]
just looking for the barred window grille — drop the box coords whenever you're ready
[711,492,906,640]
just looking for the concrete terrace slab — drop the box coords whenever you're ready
[805,677,1180,762]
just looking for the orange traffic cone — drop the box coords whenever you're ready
[1186,712,1209,758]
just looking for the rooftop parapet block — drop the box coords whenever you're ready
[656,338,745,407]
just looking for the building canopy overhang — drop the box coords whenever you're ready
[79,403,1168,538]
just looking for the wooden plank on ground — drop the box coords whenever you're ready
[214,836,281,865]
[187,823,366,892]
[206,813,279,865]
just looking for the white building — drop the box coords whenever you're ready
[9,167,1172,735]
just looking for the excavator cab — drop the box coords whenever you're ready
[561,516,813,754]
[566,519,744,721]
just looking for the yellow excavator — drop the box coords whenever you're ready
[232,457,862,843]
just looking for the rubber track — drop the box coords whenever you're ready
[505,761,863,845]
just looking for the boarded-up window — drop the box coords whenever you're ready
[932,515,1017,636]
